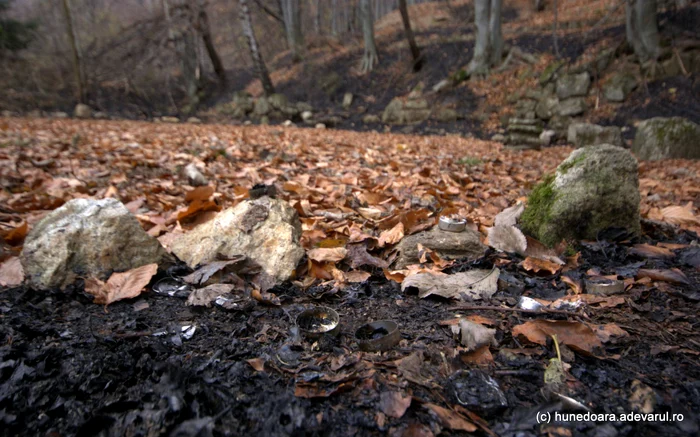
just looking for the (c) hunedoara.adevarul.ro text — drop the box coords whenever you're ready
[536,411,684,424]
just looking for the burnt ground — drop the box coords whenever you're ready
[2,221,699,437]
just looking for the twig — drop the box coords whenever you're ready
[450,304,589,319]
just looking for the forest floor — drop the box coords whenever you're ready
[0,118,699,436]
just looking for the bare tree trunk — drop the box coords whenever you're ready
[195,0,226,86]
[552,0,560,58]
[164,0,199,113]
[61,0,85,103]
[281,0,304,61]
[360,0,378,73]
[239,0,275,96]
[626,0,659,63]
[488,0,503,66]
[331,0,338,36]
[398,0,423,71]
[314,0,321,34]
[468,0,490,75]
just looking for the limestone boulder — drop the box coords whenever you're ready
[632,117,700,160]
[556,72,591,99]
[254,97,271,116]
[520,144,640,247]
[393,226,486,269]
[268,93,288,110]
[342,92,354,109]
[567,123,622,148]
[170,196,304,283]
[21,198,170,289]
[74,103,93,119]
[557,97,586,117]
[603,72,638,102]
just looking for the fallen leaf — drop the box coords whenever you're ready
[251,288,281,305]
[84,263,158,306]
[247,358,266,372]
[629,244,675,259]
[521,256,562,274]
[512,320,603,354]
[487,225,527,254]
[402,268,500,300]
[459,319,497,350]
[561,275,583,294]
[423,403,477,432]
[346,243,388,268]
[460,344,494,366]
[660,204,699,226]
[494,202,524,227]
[186,284,235,307]
[307,247,348,263]
[185,185,215,202]
[378,222,404,247]
[0,257,24,287]
[4,222,28,246]
[379,391,412,418]
[636,268,690,285]
[346,270,371,283]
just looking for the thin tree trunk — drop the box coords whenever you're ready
[552,0,559,58]
[195,0,226,86]
[331,0,338,36]
[626,0,659,62]
[468,0,490,75]
[314,0,321,34]
[282,0,303,61]
[239,0,275,96]
[360,0,378,73]
[398,0,423,71]
[61,0,85,103]
[488,0,503,66]
[164,0,199,113]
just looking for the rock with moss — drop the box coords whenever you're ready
[520,144,640,247]
[567,123,622,148]
[632,117,700,160]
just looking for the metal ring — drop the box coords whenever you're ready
[585,278,625,295]
[439,216,467,232]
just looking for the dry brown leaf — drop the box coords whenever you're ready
[251,288,281,305]
[307,247,348,263]
[521,257,562,275]
[460,344,494,366]
[185,185,215,202]
[346,270,371,283]
[0,257,24,287]
[401,268,499,300]
[84,263,158,305]
[660,204,699,226]
[636,268,690,285]
[512,320,603,354]
[561,275,583,294]
[379,391,412,418]
[629,244,675,259]
[494,202,524,227]
[247,358,266,372]
[4,222,28,246]
[423,403,477,432]
[378,222,404,247]
[186,284,235,307]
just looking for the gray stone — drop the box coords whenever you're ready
[491,134,506,142]
[567,123,623,147]
[268,93,288,110]
[171,196,304,283]
[362,114,380,124]
[508,124,543,135]
[231,91,254,118]
[281,105,299,117]
[161,116,179,123]
[254,97,271,116]
[393,226,486,269]
[603,73,638,102]
[433,108,458,122]
[381,98,430,124]
[315,123,326,129]
[536,96,559,120]
[93,112,109,120]
[556,72,591,99]
[296,101,313,113]
[319,71,342,96]
[52,112,69,119]
[74,103,93,119]
[301,110,313,122]
[632,117,700,160]
[260,115,270,125]
[540,129,556,146]
[342,92,354,109]
[557,98,586,117]
[520,144,641,247]
[404,98,429,110]
[382,98,403,124]
[515,99,538,117]
[21,198,170,289]
[187,117,202,124]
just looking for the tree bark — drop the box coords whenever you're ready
[281,0,304,61]
[398,0,423,71]
[195,0,226,86]
[314,0,321,34]
[488,0,503,66]
[360,0,378,73]
[239,0,275,96]
[163,0,199,113]
[331,0,338,36]
[625,0,659,63]
[61,0,85,103]
[468,0,491,75]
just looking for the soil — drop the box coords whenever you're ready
[2,220,699,437]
